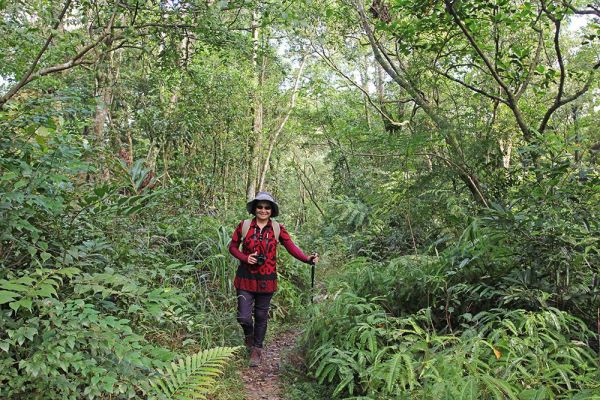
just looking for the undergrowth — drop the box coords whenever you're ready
[297,255,600,399]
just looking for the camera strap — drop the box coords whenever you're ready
[253,225,270,254]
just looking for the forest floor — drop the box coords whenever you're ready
[240,330,300,400]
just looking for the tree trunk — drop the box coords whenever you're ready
[499,138,512,169]
[376,62,384,103]
[93,51,114,182]
[162,140,170,184]
[361,54,371,129]
[246,8,263,201]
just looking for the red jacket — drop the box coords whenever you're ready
[229,218,310,293]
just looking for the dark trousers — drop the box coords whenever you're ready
[236,289,273,348]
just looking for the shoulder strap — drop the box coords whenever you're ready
[271,220,280,242]
[241,219,280,242]
[241,219,252,241]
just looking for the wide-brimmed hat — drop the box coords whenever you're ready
[246,191,279,217]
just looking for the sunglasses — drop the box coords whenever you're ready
[256,205,272,210]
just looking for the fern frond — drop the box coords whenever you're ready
[150,346,240,400]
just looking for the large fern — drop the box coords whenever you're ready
[149,346,240,399]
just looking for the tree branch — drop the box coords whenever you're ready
[312,43,406,127]
[562,1,600,17]
[353,0,449,130]
[445,1,513,96]
[551,15,567,105]
[352,0,491,205]
[292,153,325,217]
[432,66,508,103]
[0,8,120,110]
[353,0,473,163]
[444,0,532,140]
[538,1,598,133]
[37,32,112,77]
[0,0,73,109]
[515,30,543,101]
[352,151,489,206]
[538,67,598,133]
[114,23,195,30]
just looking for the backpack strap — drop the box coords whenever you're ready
[241,219,252,241]
[271,220,280,242]
[241,219,280,242]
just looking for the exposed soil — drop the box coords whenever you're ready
[240,330,300,400]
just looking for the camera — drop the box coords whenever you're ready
[255,254,266,266]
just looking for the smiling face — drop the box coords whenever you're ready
[254,200,272,221]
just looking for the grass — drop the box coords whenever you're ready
[207,361,247,400]
[278,326,333,400]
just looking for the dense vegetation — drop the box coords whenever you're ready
[1,0,598,399]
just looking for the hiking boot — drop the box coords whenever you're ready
[244,336,254,349]
[249,347,262,367]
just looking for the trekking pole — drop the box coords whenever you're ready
[310,253,318,304]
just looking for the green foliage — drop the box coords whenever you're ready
[150,347,240,400]
[0,267,81,312]
[330,196,370,230]
[115,158,158,195]
[2,0,599,398]
[0,105,245,397]
[0,298,173,398]
[332,256,443,316]
[301,275,600,399]
[271,258,312,322]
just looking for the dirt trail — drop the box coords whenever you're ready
[240,330,300,400]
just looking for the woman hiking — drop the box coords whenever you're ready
[228,191,319,367]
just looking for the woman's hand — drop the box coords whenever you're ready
[308,253,319,265]
[247,251,259,265]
